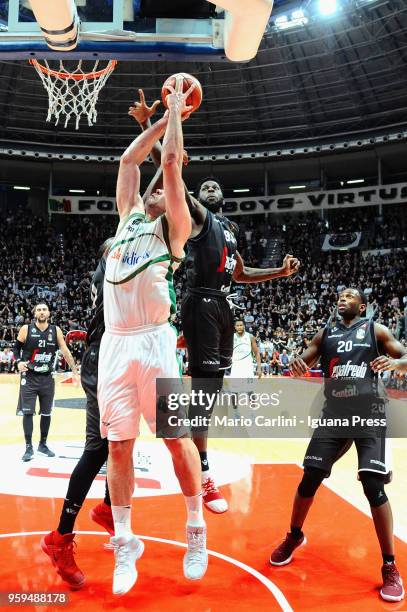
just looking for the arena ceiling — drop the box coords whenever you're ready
[0,0,406,156]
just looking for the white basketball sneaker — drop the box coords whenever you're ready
[110,534,144,595]
[183,525,208,581]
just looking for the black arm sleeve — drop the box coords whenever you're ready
[12,339,24,362]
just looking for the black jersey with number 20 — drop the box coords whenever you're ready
[320,318,381,400]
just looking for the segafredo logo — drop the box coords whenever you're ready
[0,441,250,499]
[331,360,368,378]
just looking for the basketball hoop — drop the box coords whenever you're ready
[29,59,117,129]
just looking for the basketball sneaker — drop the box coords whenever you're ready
[202,475,228,513]
[90,502,114,535]
[40,531,85,589]
[183,525,208,581]
[38,442,55,457]
[380,563,404,602]
[270,532,307,566]
[22,444,33,462]
[110,535,144,596]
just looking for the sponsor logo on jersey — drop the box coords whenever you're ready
[203,359,220,365]
[356,327,367,340]
[110,248,122,260]
[331,360,368,378]
[328,334,344,338]
[33,353,52,364]
[332,384,359,398]
[122,250,150,266]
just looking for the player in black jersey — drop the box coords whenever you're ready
[129,90,300,513]
[13,302,79,462]
[270,288,407,603]
[41,238,115,589]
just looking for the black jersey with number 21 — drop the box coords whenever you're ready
[21,324,58,374]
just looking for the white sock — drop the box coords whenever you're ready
[201,469,212,483]
[111,505,132,539]
[184,493,205,527]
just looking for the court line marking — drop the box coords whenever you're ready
[0,530,293,612]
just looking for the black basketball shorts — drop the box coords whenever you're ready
[303,431,390,476]
[17,372,55,416]
[81,343,107,452]
[181,293,234,372]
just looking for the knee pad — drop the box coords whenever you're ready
[359,472,388,507]
[298,467,327,498]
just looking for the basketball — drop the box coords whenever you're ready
[161,73,203,112]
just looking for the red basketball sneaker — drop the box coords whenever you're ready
[380,563,405,602]
[90,502,114,535]
[41,531,85,589]
[270,532,307,566]
[202,475,228,513]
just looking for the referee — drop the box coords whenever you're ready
[13,302,79,462]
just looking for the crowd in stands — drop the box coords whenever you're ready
[1,203,406,379]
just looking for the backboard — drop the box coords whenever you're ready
[0,0,226,61]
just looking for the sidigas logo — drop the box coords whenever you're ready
[122,250,150,266]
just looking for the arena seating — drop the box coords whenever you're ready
[1,203,406,374]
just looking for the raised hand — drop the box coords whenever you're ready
[128,89,160,126]
[165,76,195,118]
[281,254,300,277]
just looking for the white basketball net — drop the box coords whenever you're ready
[30,59,117,130]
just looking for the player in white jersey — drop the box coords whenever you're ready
[228,320,261,414]
[230,319,262,379]
[98,78,207,595]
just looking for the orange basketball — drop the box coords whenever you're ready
[161,73,202,112]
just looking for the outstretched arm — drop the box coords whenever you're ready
[129,90,202,229]
[162,79,194,257]
[370,324,407,373]
[116,114,169,221]
[128,89,162,167]
[233,251,300,284]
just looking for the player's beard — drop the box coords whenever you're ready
[201,197,223,214]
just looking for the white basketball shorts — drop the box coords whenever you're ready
[98,322,179,441]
